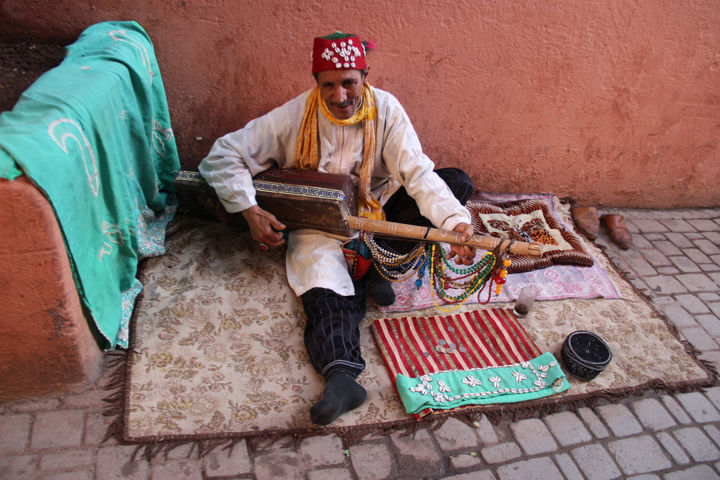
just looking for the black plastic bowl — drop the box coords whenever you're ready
[561,330,612,381]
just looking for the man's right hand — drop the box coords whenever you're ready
[241,205,286,249]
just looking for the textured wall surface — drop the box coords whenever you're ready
[2,0,719,207]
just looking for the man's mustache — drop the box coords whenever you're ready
[330,100,354,108]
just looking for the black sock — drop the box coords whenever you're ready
[310,372,367,426]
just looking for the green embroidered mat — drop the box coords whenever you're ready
[372,309,569,418]
[110,213,715,451]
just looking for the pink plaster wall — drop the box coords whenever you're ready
[2,0,719,207]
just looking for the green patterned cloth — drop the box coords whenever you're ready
[0,21,179,348]
[396,352,570,414]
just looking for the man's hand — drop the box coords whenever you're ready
[446,222,477,265]
[241,205,286,249]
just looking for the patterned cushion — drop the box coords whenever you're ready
[467,199,594,273]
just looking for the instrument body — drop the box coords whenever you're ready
[175,169,542,256]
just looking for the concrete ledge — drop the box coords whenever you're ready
[0,176,103,400]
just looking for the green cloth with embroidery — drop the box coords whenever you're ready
[396,352,569,414]
[0,21,179,348]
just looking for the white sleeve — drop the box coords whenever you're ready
[378,93,471,231]
[198,93,306,213]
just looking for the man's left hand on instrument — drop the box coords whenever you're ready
[446,222,476,265]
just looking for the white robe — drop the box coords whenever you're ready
[199,87,471,297]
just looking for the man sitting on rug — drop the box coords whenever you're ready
[199,32,476,426]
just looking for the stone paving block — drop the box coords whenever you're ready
[645,275,688,295]
[630,398,676,430]
[475,415,500,446]
[577,407,610,439]
[632,235,654,249]
[661,219,696,233]
[202,441,251,477]
[700,292,720,301]
[665,232,695,249]
[711,302,720,317]
[596,404,643,437]
[625,475,660,480]
[712,255,720,266]
[669,256,702,273]
[701,263,720,272]
[496,457,562,480]
[254,449,306,479]
[705,425,720,449]
[658,266,681,275]
[697,314,720,336]
[41,470,93,480]
[676,293,711,314]
[628,256,657,276]
[677,273,718,291]
[699,350,720,373]
[84,411,116,446]
[710,272,720,288]
[0,413,31,455]
[689,219,719,231]
[705,231,720,244]
[39,449,94,471]
[676,391,720,422]
[687,232,705,240]
[542,411,592,446]
[685,248,712,264]
[96,445,150,480]
[349,442,393,480]
[0,454,38,480]
[150,459,203,480]
[664,464,720,480]
[390,428,444,478]
[641,248,671,267]
[571,444,621,480]
[657,431,690,465]
[442,470,497,480]
[673,426,720,462]
[31,410,84,450]
[434,416,481,451]
[555,453,583,479]
[660,302,696,327]
[510,418,558,455]
[480,442,522,464]
[634,220,668,233]
[449,451,483,470]
[308,467,355,480]
[607,435,671,475]
[652,240,683,256]
[704,386,720,411]
[3,397,62,415]
[661,396,692,424]
[696,238,720,255]
[299,434,344,467]
[679,326,719,351]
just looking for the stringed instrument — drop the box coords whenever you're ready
[175,168,543,257]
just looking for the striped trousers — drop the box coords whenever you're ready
[301,168,474,379]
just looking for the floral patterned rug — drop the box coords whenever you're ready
[114,206,715,450]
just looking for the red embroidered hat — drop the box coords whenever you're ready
[312,32,367,73]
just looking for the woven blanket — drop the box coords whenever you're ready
[0,21,179,347]
[372,309,569,418]
[384,195,619,314]
[113,212,714,449]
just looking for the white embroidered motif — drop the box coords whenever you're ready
[108,29,154,84]
[489,376,502,389]
[512,371,527,382]
[326,40,362,69]
[48,118,99,197]
[437,380,451,393]
[462,375,482,387]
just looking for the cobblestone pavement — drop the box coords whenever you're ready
[2,207,720,479]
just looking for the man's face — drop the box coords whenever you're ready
[316,69,367,120]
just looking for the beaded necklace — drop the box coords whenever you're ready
[362,236,512,310]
